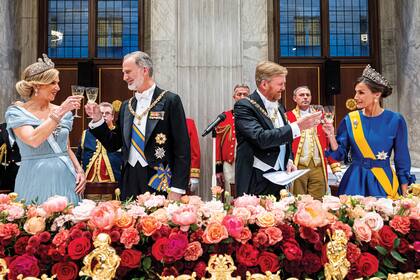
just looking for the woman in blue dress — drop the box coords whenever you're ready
[323,65,412,198]
[5,54,86,204]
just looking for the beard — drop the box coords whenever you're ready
[127,76,144,91]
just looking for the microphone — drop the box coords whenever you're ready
[201,113,226,137]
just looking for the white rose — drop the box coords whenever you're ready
[72,199,96,222]
[361,211,384,231]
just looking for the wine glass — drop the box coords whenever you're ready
[86,87,98,103]
[71,85,85,118]
[324,105,335,124]
[310,105,324,113]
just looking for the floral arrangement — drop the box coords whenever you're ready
[0,190,419,280]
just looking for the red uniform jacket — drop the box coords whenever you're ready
[186,118,200,179]
[215,110,236,173]
[286,108,341,182]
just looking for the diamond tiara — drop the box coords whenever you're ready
[362,64,390,88]
[26,54,55,78]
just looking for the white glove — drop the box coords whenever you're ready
[334,171,343,183]
[190,178,199,193]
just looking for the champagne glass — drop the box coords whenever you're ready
[71,85,85,118]
[86,87,98,103]
[310,104,324,113]
[324,105,335,124]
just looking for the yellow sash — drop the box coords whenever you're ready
[348,111,399,199]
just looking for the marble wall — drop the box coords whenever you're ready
[394,1,420,167]
[0,0,37,122]
[150,0,268,199]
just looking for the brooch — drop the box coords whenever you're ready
[376,151,388,160]
[352,119,358,129]
[155,133,167,145]
[155,147,166,159]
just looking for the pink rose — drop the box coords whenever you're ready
[264,227,283,245]
[353,219,372,242]
[234,227,252,244]
[52,229,70,246]
[322,195,342,211]
[88,202,116,230]
[234,194,260,208]
[0,223,20,239]
[232,207,251,223]
[5,204,25,221]
[293,200,329,228]
[361,212,384,231]
[0,194,11,204]
[42,196,68,215]
[253,231,268,246]
[389,215,410,234]
[72,199,96,222]
[222,215,244,239]
[120,227,140,249]
[171,205,197,231]
[184,241,203,261]
[413,241,420,252]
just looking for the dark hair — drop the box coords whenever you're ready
[355,77,393,98]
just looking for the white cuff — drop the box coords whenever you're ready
[290,122,301,139]
[88,118,105,129]
[170,187,186,195]
[190,178,199,184]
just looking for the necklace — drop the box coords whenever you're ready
[245,97,278,124]
[128,91,167,124]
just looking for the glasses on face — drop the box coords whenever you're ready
[235,92,249,97]
[101,111,113,116]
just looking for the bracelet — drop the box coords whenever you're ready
[49,112,61,124]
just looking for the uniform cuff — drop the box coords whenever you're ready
[170,187,186,195]
[290,122,301,139]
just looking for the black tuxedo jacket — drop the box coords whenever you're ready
[90,86,191,191]
[234,91,293,196]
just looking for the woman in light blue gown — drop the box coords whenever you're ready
[5,54,86,204]
[323,65,413,198]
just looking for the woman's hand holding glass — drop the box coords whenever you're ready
[57,95,84,117]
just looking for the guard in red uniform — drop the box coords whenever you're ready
[215,84,250,196]
[186,118,200,194]
[286,86,342,199]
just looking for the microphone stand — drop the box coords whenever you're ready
[211,129,217,188]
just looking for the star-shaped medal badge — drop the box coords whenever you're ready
[376,151,388,160]
[155,133,167,145]
[155,147,166,159]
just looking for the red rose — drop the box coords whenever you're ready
[236,243,259,266]
[282,239,302,261]
[14,236,30,255]
[346,242,361,264]
[51,261,79,280]
[284,259,302,278]
[397,238,410,254]
[356,252,379,277]
[120,249,142,268]
[301,251,322,274]
[258,251,280,272]
[152,237,169,261]
[164,232,188,261]
[194,261,207,278]
[67,237,91,260]
[8,254,40,280]
[378,225,397,250]
[299,227,320,244]
[161,266,179,277]
[38,231,51,243]
[278,224,295,240]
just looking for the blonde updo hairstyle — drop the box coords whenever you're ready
[15,66,59,99]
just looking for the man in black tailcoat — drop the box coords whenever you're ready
[85,51,190,201]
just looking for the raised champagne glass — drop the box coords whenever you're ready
[71,85,85,118]
[324,105,335,124]
[86,87,98,103]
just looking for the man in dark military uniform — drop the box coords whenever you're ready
[0,123,21,192]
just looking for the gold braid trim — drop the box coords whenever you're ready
[128,91,167,123]
[0,144,6,165]
[245,97,271,120]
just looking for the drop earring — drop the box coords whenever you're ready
[34,88,38,97]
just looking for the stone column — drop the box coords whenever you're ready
[395,2,420,166]
[0,0,21,121]
[150,0,268,199]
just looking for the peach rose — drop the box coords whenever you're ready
[150,208,169,223]
[293,200,329,228]
[331,221,353,239]
[139,216,162,236]
[120,227,140,249]
[202,222,228,244]
[264,226,283,245]
[172,205,197,231]
[42,195,68,215]
[353,219,372,242]
[52,229,70,246]
[256,212,276,228]
[88,202,117,230]
[184,241,203,261]
[0,194,11,204]
[389,215,410,234]
[211,186,224,196]
[23,217,46,235]
[0,223,20,239]
[115,210,134,228]
[234,227,252,244]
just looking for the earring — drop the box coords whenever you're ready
[374,98,378,102]
[34,88,38,96]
